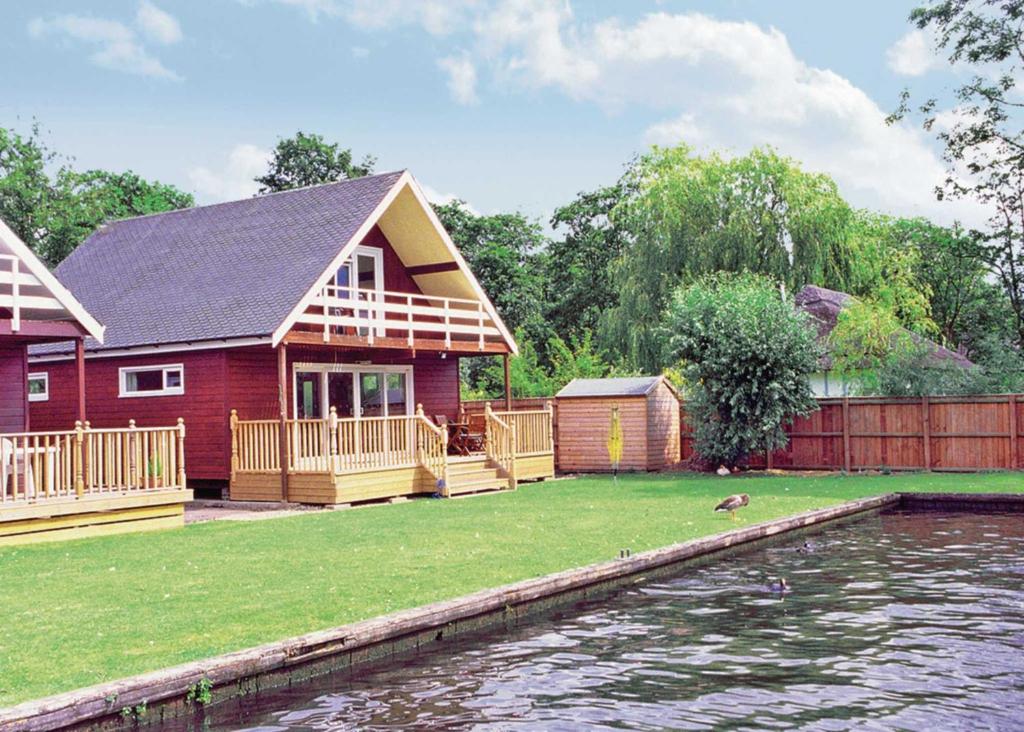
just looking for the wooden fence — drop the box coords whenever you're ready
[478,394,1024,473]
[682,394,1023,472]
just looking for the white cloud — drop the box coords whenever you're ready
[28,10,181,80]
[188,144,272,202]
[136,1,182,45]
[886,29,940,77]
[438,53,479,105]
[269,0,343,22]
[459,4,985,226]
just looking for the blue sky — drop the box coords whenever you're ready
[1,1,978,227]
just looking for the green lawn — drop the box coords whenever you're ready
[0,471,1020,707]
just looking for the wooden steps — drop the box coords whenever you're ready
[446,455,511,495]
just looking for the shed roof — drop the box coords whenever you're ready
[557,376,671,398]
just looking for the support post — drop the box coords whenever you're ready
[842,397,852,473]
[503,353,512,411]
[277,343,289,502]
[129,419,138,487]
[75,337,86,423]
[922,396,931,471]
[176,417,187,488]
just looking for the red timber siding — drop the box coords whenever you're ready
[227,345,460,422]
[557,397,649,473]
[0,343,28,433]
[29,350,230,480]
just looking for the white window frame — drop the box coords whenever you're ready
[27,372,49,402]
[118,363,185,398]
[292,363,414,419]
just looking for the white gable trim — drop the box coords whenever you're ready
[0,218,105,343]
[270,171,518,354]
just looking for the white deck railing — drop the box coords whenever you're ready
[294,285,503,350]
[0,421,187,505]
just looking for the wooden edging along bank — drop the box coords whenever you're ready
[0,491,937,731]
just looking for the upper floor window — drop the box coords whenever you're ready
[27,373,48,402]
[119,364,184,398]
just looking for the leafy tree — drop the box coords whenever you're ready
[891,1,1024,346]
[0,122,56,250]
[465,333,554,400]
[0,123,193,265]
[548,330,612,388]
[829,298,914,393]
[547,183,627,341]
[665,273,820,468]
[604,144,854,371]
[845,212,936,335]
[255,131,375,193]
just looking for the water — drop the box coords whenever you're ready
[174,511,1024,731]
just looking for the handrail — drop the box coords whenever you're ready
[415,405,449,496]
[1,420,186,504]
[494,401,554,456]
[484,402,517,489]
[296,283,501,350]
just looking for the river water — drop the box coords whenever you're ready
[173,511,1024,731]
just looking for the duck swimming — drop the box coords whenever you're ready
[767,577,790,594]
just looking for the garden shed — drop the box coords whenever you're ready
[556,376,680,473]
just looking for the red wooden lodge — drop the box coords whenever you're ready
[26,171,554,506]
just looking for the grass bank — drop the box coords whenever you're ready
[0,471,1020,707]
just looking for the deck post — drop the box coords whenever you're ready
[329,406,338,473]
[75,337,86,423]
[277,343,289,502]
[503,353,512,411]
[73,421,85,497]
[229,410,239,481]
[176,418,187,488]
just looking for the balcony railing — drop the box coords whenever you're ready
[293,285,504,351]
[1,421,187,505]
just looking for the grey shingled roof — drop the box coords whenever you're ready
[795,284,973,369]
[557,377,666,398]
[32,170,405,355]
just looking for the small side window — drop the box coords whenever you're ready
[119,365,185,398]
[28,373,48,402]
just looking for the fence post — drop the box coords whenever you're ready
[921,396,931,471]
[176,418,187,488]
[1009,394,1018,470]
[74,420,85,497]
[546,400,555,454]
[842,397,852,473]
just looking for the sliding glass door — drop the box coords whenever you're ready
[293,365,412,419]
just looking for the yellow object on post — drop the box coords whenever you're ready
[606,405,624,480]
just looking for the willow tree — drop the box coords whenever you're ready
[601,144,854,371]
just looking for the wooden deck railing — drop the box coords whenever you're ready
[484,403,517,490]
[295,284,503,350]
[1,420,186,504]
[231,405,555,493]
[495,402,554,456]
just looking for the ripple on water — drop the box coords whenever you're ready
[157,511,1024,731]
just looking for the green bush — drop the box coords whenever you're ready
[665,273,820,467]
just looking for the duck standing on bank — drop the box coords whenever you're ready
[714,493,750,521]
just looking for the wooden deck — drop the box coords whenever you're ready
[229,405,555,505]
[0,422,193,545]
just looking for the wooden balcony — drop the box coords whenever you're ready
[0,421,192,545]
[229,404,555,505]
[287,285,510,353]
